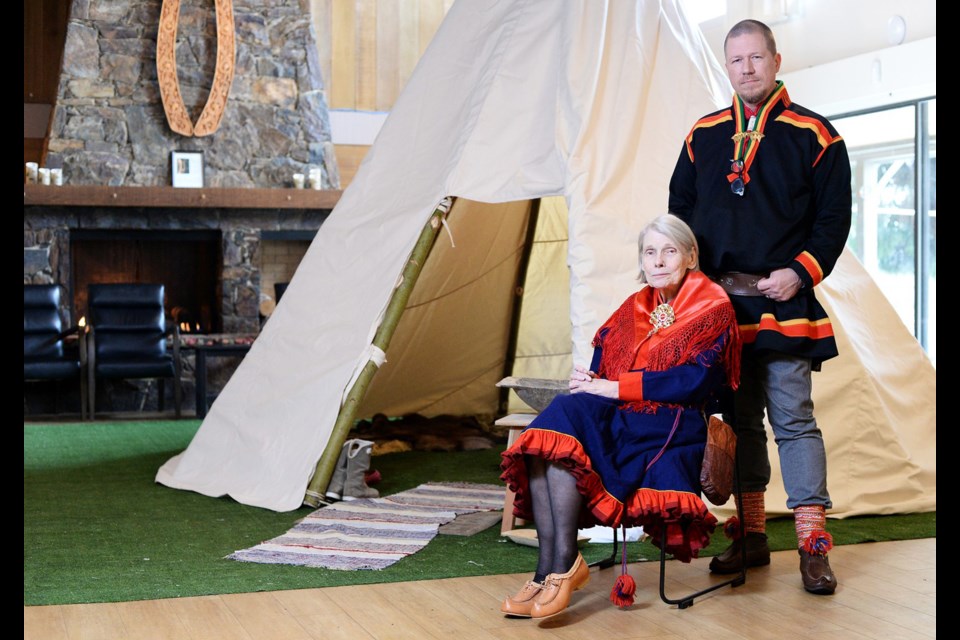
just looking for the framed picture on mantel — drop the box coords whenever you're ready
[171,151,204,188]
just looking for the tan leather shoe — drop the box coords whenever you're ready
[530,554,590,618]
[501,580,543,617]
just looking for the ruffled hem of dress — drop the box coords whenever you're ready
[500,428,717,562]
[625,488,718,562]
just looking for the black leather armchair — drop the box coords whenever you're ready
[24,284,87,419]
[86,283,182,419]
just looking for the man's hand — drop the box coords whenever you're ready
[757,268,803,302]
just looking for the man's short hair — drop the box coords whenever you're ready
[724,19,778,56]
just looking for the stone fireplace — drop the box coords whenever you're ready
[44,0,340,190]
[23,187,336,416]
[71,228,223,333]
[24,0,343,417]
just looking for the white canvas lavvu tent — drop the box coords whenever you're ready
[157,0,936,519]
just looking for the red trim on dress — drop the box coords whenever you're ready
[501,429,718,562]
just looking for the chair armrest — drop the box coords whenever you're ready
[56,325,82,342]
[165,321,182,377]
[164,321,181,346]
[77,326,89,366]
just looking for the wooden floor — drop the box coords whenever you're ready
[24,538,935,640]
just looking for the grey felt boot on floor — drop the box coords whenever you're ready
[342,439,379,500]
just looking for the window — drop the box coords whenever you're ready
[833,98,936,365]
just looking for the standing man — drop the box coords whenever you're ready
[668,19,851,595]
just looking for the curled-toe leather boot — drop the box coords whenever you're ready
[799,549,837,595]
[708,532,771,574]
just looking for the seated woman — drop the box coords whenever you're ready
[499,213,740,618]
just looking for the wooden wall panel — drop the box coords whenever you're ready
[308,1,457,187]
[23,0,69,104]
[24,137,45,167]
[313,1,332,94]
[418,0,444,57]
[312,0,450,112]
[24,0,69,167]
[397,0,421,94]
[334,144,373,189]
[330,0,357,109]
[375,0,401,111]
[355,0,379,111]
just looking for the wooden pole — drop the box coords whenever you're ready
[303,197,455,507]
[498,198,541,414]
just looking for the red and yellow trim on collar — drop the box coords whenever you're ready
[795,251,825,286]
[738,315,834,343]
[684,111,732,161]
[776,110,844,166]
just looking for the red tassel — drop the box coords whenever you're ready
[723,516,742,540]
[609,574,636,608]
[802,530,834,556]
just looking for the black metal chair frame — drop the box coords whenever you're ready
[588,416,747,608]
[658,454,746,608]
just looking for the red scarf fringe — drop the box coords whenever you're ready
[593,274,740,412]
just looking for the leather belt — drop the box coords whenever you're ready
[710,272,767,297]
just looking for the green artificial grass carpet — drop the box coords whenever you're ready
[24,420,936,606]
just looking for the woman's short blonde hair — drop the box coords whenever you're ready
[637,213,700,283]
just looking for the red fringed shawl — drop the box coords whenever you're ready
[593,271,740,411]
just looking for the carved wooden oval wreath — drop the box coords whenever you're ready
[156,0,236,137]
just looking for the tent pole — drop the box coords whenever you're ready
[498,198,541,414]
[303,197,456,507]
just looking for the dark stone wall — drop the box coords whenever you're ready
[46,0,339,189]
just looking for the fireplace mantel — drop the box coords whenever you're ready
[25,184,336,334]
[24,185,342,210]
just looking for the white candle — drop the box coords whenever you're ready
[292,173,305,189]
[308,168,322,190]
[38,168,51,185]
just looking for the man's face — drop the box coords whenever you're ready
[724,32,781,108]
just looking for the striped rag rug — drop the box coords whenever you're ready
[227,481,506,570]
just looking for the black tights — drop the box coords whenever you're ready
[526,455,582,583]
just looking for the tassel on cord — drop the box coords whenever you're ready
[723,516,742,540]
[802,530,834,556]
[609,525,637,608]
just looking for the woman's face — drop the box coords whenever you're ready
[641,230,696,301]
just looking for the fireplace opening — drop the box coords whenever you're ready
[259,231,313,319]
[71,230,222,334]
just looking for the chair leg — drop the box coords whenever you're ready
[79,370,88,421]
[87,372,96,420]
[173,337,182,419]
[590,527,619,569]
[658,414,747,608]
[173,374,182,419]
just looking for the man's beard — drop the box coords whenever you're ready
[738,83,771,107]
